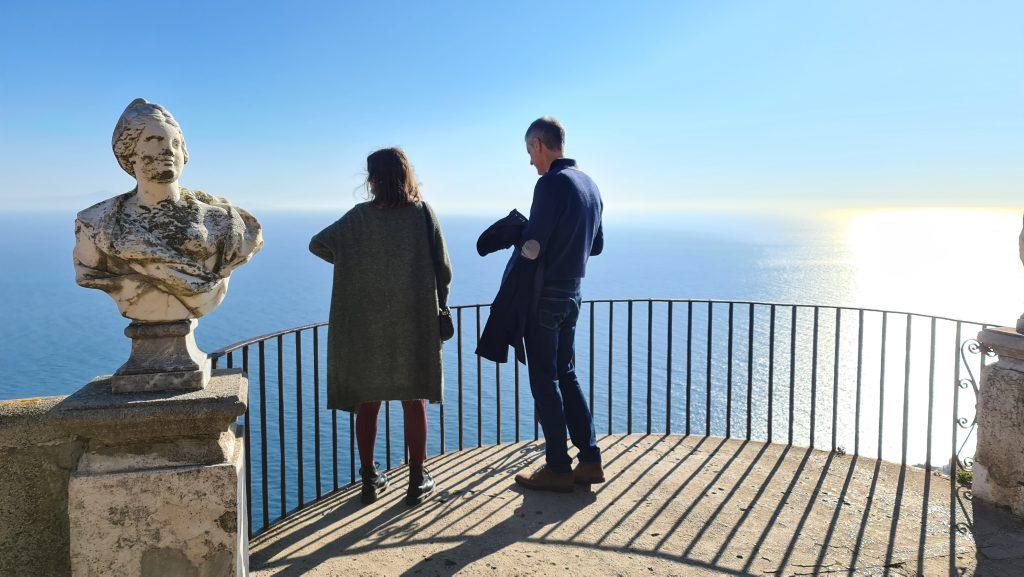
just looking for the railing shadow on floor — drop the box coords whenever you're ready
[244,434,1011,576]
[209,299,1007,575]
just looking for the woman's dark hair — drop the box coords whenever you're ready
[365,147,421,208]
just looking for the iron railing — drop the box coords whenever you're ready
[209,298,988,571]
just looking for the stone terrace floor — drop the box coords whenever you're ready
[249,435,1024,576]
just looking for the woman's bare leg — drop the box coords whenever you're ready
[402,399,427,478]
[356,401,382,470]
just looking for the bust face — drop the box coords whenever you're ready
[132,121,185,184]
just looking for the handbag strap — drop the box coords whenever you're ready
[420,202,448,310]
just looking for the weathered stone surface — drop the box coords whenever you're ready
[73,99,262,324]
[111,363,210,394]
[76,429,239,475]
[0,372,250,576]
[0,395,68,448]
[73,98,261,392]
[974,328,1024,516]
[112,319,211,392]
[60,370,249,577]
[0,397,83,577]
[55,369,247,446]
[978,326,1024,373]
[69,430,243,577]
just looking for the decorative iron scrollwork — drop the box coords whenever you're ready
[955,339,990,472]
[950,338,991,541]
[951,337,993,537]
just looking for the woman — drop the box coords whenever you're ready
[309,147,452,506]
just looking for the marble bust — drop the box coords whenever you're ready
[74,99,263,391]
[75,99,262,321]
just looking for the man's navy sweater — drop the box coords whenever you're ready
[521,158,603,281]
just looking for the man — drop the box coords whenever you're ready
[514,116,605,492]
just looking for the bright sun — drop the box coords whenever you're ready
[838,207,1023,324]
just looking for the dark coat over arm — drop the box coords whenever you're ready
[475,210,541,364]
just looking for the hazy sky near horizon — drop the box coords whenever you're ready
[1,1,1021,215]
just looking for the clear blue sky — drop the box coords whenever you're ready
[1,1,1021,214]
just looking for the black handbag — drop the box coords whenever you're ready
[421,203,455,341]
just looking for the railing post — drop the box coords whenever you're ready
[666,301,674,434]
[746,303,754,440]
[514,358,520,443]
[726,302,733,439]
[706,302,713,436]
[495,361,501,443]
[788,306,796,446]
[276,335,286,519]
[686,301,693,436]
[627,301,633,434]
[647,300,653,435]
[831,308,841,451]
[476,306,482,447]
[589,302,595,418]
[312,328,322,499]
[608,302,614,434]
[258,341,269,530]
[949,322,963,573]
[810,306,818,448]
[457,307,464,450]
[768,305,775,442]
[295,330,304,507]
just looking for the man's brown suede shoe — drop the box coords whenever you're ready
[514,465,574,493]
[573,461,606,484]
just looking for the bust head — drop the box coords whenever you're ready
[112,98,189,184]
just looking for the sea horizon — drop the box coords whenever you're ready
[3,206,1020,402]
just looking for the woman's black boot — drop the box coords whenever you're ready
[360,462,389,504]
[406,468,435,506]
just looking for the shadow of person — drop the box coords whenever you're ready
[399,483,599,577]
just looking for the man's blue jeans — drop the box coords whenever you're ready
[525,279,601,473]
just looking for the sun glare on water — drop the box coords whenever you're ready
[839,207,1023,325]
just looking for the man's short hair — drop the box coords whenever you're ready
[525,116,565,151]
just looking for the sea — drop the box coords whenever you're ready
[2,208,1020,528]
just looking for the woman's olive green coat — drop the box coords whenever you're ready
[309,201,451,412]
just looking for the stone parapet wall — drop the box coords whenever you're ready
[975,327,1024,517]
[0,396,81,577]
[0,371,248,576]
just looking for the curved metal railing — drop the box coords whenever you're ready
[209,298,989,562]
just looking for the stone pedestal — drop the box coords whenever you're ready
[59,370,248,576]
[112,319,210,393]
[974,327,1024,517]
